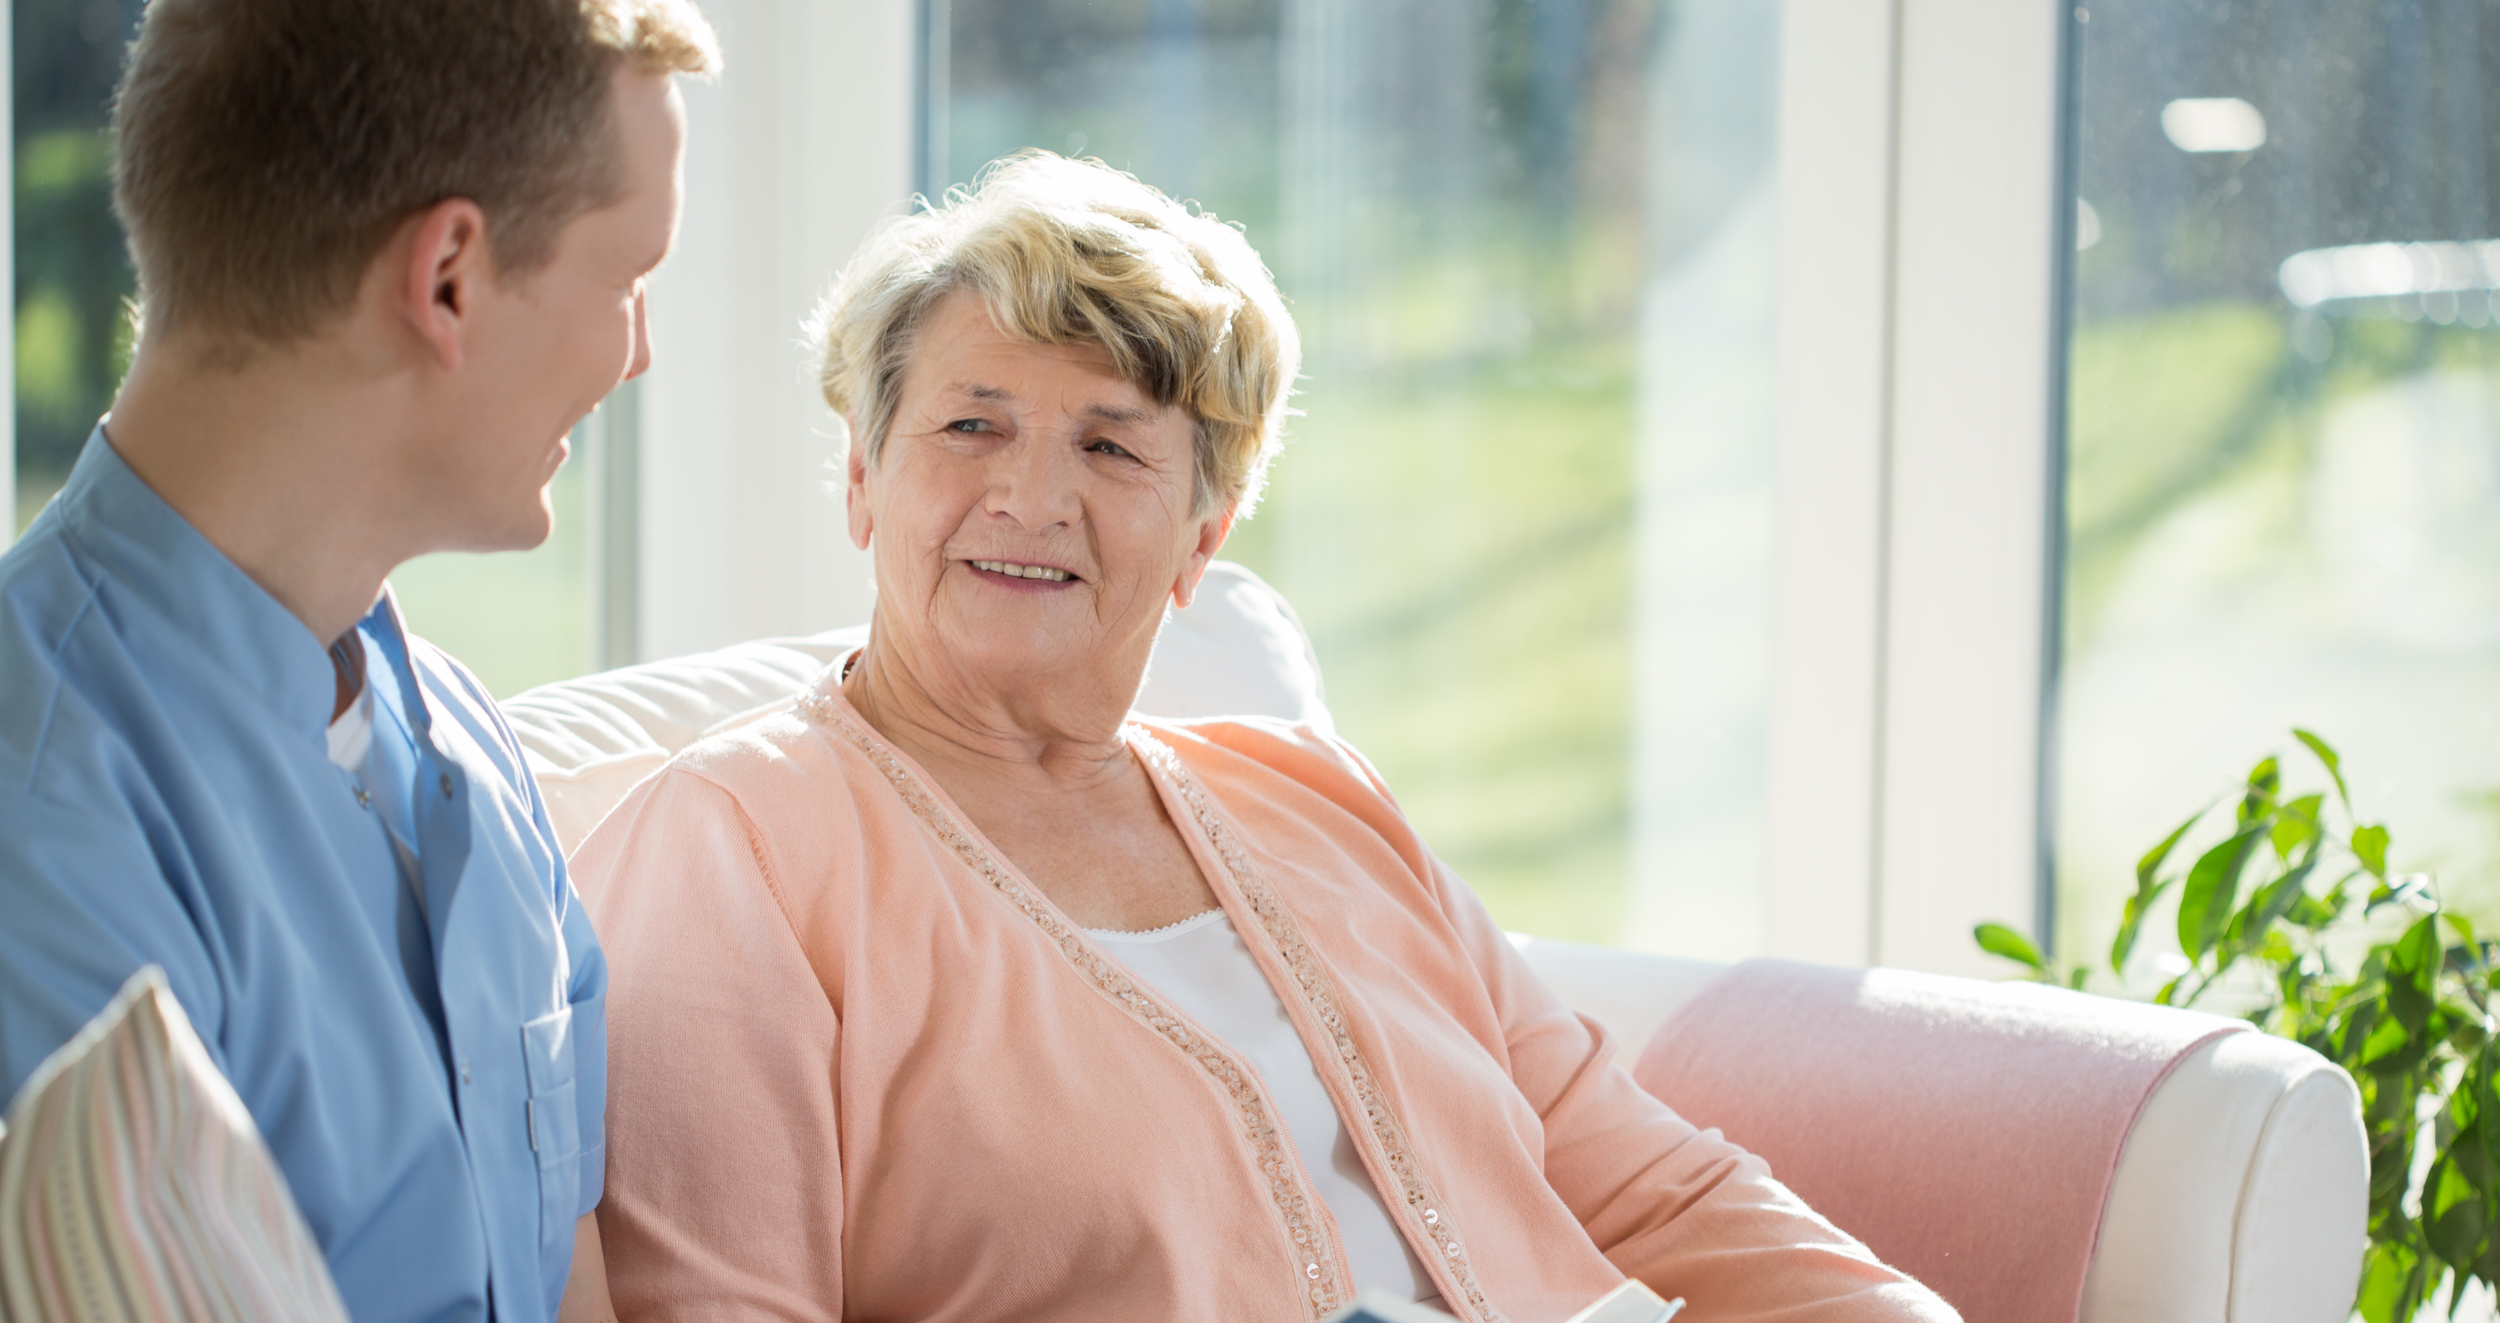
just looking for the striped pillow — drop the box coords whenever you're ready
[0,966,349,1323]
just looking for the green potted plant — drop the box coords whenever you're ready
[1977,731,2494,1323]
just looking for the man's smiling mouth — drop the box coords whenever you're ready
[969,559,1075,583]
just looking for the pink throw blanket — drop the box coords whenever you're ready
[1633,960,2246,1323]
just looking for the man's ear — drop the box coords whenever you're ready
[398,198,492,373]
[845,421,874,551]
[1172,501,1238,610]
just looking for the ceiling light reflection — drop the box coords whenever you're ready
[2279,240,2500,310]
[2160,97,2267,153]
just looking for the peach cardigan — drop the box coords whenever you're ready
[571,683,1956,1323]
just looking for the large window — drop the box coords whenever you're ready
[937,0,1780,944]
[2057,0,2500,964]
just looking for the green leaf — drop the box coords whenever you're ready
[2476,1050,2500,1190]
[2370,873,2431,914]
[2388,917,2443,1034]
[2111,878,2173,973]
[2178,824,2268,963]
[2137,808,2204,893]
[1974,922,2047,973]
[2426,1157,2488,1275]
[2235,852,2323,957]
[2272,793,2324,860]
[2355,823,2392,878]
[2359,1012,2413,1068]
[2296,728,2353,815]
[2356,1238,2422,1323]
[2066,966,2091,991]
[2240,756,2281,827]
[2286,892,2340,929]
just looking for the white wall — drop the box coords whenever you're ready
[636,0,915,658]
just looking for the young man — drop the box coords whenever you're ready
[0,2,715,1319]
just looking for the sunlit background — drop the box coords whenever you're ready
[13,0,2500,963]
[2056,0,2500,976]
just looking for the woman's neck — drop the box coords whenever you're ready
[839,630,1140,799]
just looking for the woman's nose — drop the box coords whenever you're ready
[981,434,1085,528]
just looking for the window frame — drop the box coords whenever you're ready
[1764,0,2071,974]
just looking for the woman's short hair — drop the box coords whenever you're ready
[812,151,1300,517]
[112,0,719,347]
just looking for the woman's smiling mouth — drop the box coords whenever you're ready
[968,558,1076,583]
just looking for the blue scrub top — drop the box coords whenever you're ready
[0,429,605,1323]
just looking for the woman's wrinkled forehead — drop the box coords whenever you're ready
[907,281,1185,412]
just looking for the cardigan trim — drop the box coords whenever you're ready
[1135,733,1501,1323]
[798,691,1351,1318]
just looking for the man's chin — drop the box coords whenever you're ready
[442,503,556,556]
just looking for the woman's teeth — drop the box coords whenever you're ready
[972,559,1072,582]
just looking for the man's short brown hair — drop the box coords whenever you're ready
[112,0,718,346]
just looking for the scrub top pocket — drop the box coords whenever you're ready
[521,1006,582,1248]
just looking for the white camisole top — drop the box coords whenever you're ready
[1090,909,1436,1303]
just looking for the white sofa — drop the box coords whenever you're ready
[503,562,2367,1323]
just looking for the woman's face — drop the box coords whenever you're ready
[848,289,1231,704]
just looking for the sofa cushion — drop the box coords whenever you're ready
[504,561,1334,854]
[0,966,351,1323]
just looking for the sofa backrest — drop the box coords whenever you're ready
[502,561,1335,855]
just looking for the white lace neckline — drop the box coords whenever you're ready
[1085,908,1228,943]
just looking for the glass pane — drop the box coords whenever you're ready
[388,445,597,698]
[2059,0,2500,964]
[11,0,609,699]
[14,0,139,537]
[941,0,1780,947]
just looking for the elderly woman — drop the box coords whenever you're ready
[574,153,1956,1323]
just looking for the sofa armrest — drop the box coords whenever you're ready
[1509,944,2367,1323]
[2085,1028,2367,1322]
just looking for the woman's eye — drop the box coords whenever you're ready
[1087,439,1134,459]
[947,418,988,433]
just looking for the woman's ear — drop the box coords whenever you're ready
[1171,501,1238,610]
[845,424,875,551]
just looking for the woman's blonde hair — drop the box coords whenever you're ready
[810,151,1299,517]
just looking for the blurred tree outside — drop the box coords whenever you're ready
[13,0,139,534]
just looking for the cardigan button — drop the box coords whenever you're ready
[1305,1263,1320,1280]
